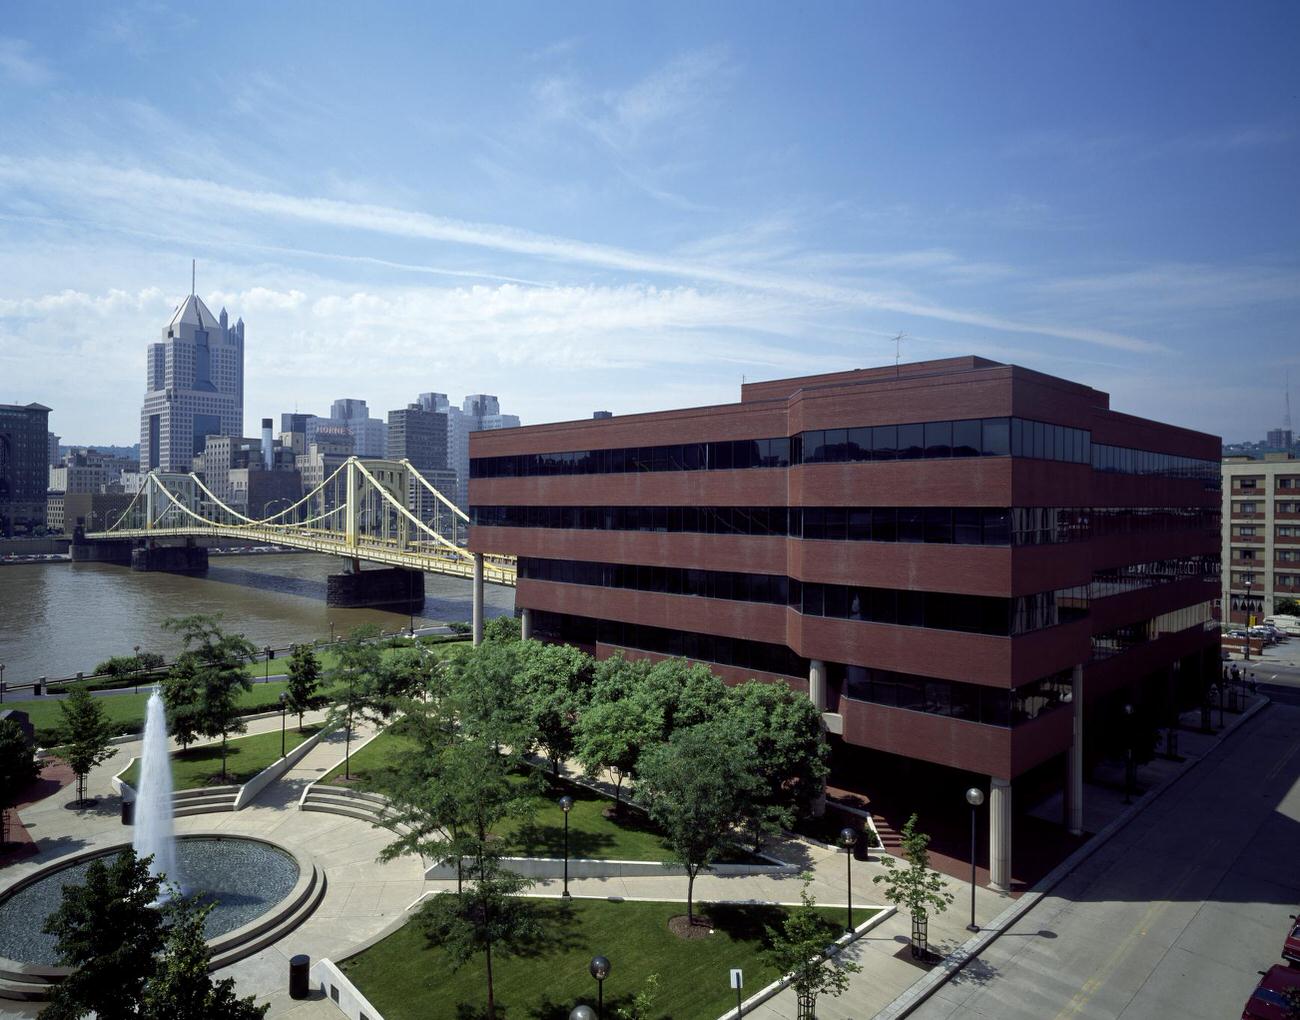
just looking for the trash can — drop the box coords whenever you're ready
[121,798,134,825]
[32,679,43,697]
[289,954,310,999]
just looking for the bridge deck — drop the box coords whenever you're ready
[83,524,516,587]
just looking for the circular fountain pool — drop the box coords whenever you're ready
[0,836,300,967]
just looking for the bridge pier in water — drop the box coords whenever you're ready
[326,565,425,612]
[131,540,209,574]
[69,535,134,565]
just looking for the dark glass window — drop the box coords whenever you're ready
[924,420,952,458]
[952,419,981,457]
[897,423,924,460]
[871,425,897,461]
[983,418,1010,456]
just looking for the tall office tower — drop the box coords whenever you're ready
[0,402,52,535]
[139,291,244,472]
[387,403,457,520]
[470,357,1221,892]
[331,399,387,456]
[412,392,520,509]
[48,432,61,466]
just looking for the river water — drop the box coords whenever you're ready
[0,554,515,684]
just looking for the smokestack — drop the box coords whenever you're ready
[261,418,274,471]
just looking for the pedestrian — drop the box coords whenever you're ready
[1230,664,1240,684]
[1248,671,1257,693]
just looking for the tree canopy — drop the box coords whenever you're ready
[59,687,117,804]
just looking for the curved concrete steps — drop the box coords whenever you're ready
[171,785,240,816]
[301,784,395,827]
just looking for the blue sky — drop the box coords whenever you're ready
[0,1,1296,444]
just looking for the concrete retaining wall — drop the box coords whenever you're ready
[423,855,799,881]
[311,958,386,1020]
[235,725,332,809]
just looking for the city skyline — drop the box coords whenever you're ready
[1,2,1298,445]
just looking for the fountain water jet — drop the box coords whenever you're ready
[132,688,179,895]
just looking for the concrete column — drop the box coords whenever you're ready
[808,659,827,712]
[1067,663,1084,835]
[344,459,359,549]
[988,776,1012,893]
[520,607,532,641]
[472,552,484,646]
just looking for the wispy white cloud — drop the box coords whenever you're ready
[0,37,53,87]
[0,157,1167,353]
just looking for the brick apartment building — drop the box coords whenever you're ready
[467,357,1221,889]
[1222,452,1300,624]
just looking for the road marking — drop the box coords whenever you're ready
[1052,861,1200,1020]
[1264,737,1300,782]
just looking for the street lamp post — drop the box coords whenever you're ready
[265,645,272,682]
[329,620,335,645]
[1244,579,1252,662]
[1122,703,1135,804]
[279,692,288,758]
[0,662,5,703]
[589,956,611,1020]
[559,795,574,899]
[965,787,985,932]
[838,826,857,934]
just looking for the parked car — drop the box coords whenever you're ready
[1242,964,1300,1018]
[1284,916,1300,967]
[1265,615,1300,637]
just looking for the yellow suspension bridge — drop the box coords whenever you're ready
[83,458,514,630]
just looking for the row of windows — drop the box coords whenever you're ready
[473,504,1217,547]
[1090,443,1219,485]
[518,556,1090,636]
[834,664,1074,727]
[531,610,810,679]
[470,416,1086,478]
[1091,556,1220,597]
[1089,602,1214,661]
[530,609,1074,730]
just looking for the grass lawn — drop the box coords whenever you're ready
[12,680,301,746]
[321,730,732,863]
[341,897,864,1020]
[119,723,326,790]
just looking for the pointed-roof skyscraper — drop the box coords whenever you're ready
[139,288,245,472]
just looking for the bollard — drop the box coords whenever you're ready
[121,798,134,825]
[33,679,42,697]
[289,954,310,999]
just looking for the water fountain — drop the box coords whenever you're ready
[133,688,179,894]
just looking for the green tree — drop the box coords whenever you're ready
[482,615,522,643]
[616,974,660,1020]
[575,654,660,809]
[446,638,531,752]
[42,849,166,1020]
[416,857,542,1020]
[872,813,954,958]
[161,615,256,781]
[1274,597,1300,616]
[724,680,830,849]
[515,640,593,777]
[283,644,325,730]
[765,879,860,1019]
[93,655,145,686]
[161,656,204,750]
[636,722,759,926]
[327,625,385,780]
[0,717,40,845]
[143,896,267,1020]
[641,657,728,740]
[375,645,438,711]
[59,687,117,805]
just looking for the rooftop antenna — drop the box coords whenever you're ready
[893,333,907,378]
[191,259,195,297]
[1286,369,1292,432]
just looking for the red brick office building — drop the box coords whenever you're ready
[468,357,1221,888]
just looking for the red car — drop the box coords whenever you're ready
[1285,918,1300,967]
[1243,965,1300,1019]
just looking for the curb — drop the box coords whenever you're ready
[872,695,1272,1019]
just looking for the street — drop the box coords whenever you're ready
[911,702,1300,1020]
